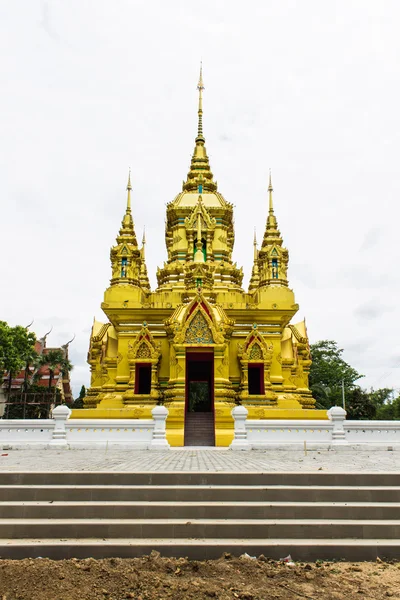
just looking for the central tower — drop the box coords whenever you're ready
[157,66,243,294]
[77,68,325,446]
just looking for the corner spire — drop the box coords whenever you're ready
[257,171,289,288]
[117,171,137,245]
[260,170,282,250]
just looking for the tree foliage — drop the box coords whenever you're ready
[0,322,36,376]
[309,340,364,409]
[35,349,73,391]
[346,387,376,420]
[369,388,400,420]
[72,384,86,409]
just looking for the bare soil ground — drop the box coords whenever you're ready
[0,554,399,600]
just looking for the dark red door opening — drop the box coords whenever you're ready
[248,364,264,395]
[186,352,214,413]
[185,351,215,446]
[135,363,151,394]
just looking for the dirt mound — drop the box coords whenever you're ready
[0,554,398,599]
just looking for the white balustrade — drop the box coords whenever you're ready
[230,405,400,449]
[345,421,400,444]
[0,405,170,449]
[0,420,54,445]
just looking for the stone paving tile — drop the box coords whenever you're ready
[0,447,399,472]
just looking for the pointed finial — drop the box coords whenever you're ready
[142,226,146,246]
[126,168,132,211]
[198,61,204,91]
[253,228,258,260]
[197,62,204,139]
[253,227,257,245]
[268,169,274,213]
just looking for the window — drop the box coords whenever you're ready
[121,257,128,278]
[248,364,264,395]
[271,258,279,279]
[135,364,151,394]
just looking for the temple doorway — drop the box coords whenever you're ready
[184,351,215,446]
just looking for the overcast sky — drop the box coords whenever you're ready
[1,0,399,396]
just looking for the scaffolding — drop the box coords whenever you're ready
[1,388,63,420]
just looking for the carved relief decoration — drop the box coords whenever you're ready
[184,311,214,344]
[238,326,274,363]
[137,342,151,359]
[127,324,160,362]
[167,292,231,345]
[249,343,263,360]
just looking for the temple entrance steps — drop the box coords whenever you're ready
[0,472,400,560]
[184,412,215,446]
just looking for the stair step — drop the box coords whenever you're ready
[184,413,215,446]
[1,501,398,520]
[1,472,399,486]
[0,518,398,539]
[1,485,399,502]
[0,472,398,560]
[0,538,398,560]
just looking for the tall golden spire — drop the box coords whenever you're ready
[253,228,258,260]
[182,64,217,193]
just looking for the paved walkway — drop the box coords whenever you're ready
[0,447,399,472]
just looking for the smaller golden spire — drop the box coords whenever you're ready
[126,168,132,212]
[253,228,258,260]
[141,227,146,259]
[197,62,204,139]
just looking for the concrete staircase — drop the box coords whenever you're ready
[184,413,215,446]
[0,471,399,560]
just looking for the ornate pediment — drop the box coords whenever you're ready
[184,310,214,344]
[184,196,216,231]
[165,292,232,345]
[238,325,274,363]
[127,324,161,361]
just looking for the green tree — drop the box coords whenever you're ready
[369,388,400,420]
[0,322,37,417]
[36,349,73,393]
[346,387,376,420]
[72,384,86,409]
[309,340,364,409]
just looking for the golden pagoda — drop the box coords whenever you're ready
[73,68,327,446]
